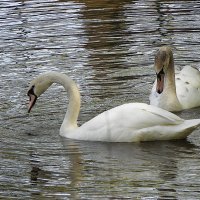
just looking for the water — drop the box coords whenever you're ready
[1,0,200,199]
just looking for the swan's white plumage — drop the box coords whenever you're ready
[175,66,200,109]
[150,46,200,111]
[28,72,200,142]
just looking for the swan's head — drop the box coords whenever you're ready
[27,73,53,113]
[154,46,173,94]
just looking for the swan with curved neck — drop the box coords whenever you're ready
[150,46,200,111]
[28,72,200,142]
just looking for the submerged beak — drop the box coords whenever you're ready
[156,68,165,94]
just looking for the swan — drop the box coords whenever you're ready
[27,72,200,142]
[150,46,200,112]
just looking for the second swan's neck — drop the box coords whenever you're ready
[165,56,176,92]
[163,55,182,111]
[48,72,81,131]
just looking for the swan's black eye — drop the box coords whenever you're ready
[27,85,35,96]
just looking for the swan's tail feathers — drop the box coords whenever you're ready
[177,119,200,139]
[183,119,200,129]
[134,119,200,142]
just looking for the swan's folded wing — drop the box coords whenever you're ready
[76,103,185,142]
[178,65,200,87]
[83,103,183,132]
[128,103,184,124]
[175,66,200,108]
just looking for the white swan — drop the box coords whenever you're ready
[150,46,200,112]
[27,72,200,142]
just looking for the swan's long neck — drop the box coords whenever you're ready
[165,54,176,93]
[48,72,80,132]
[163,54,182,111]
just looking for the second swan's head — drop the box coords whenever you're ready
[154,46,174,94]
[27,73,53,113]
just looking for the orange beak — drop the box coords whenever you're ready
[156,69,165,94]
[28,94,37,113]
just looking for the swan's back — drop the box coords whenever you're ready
[175,66,200,109]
